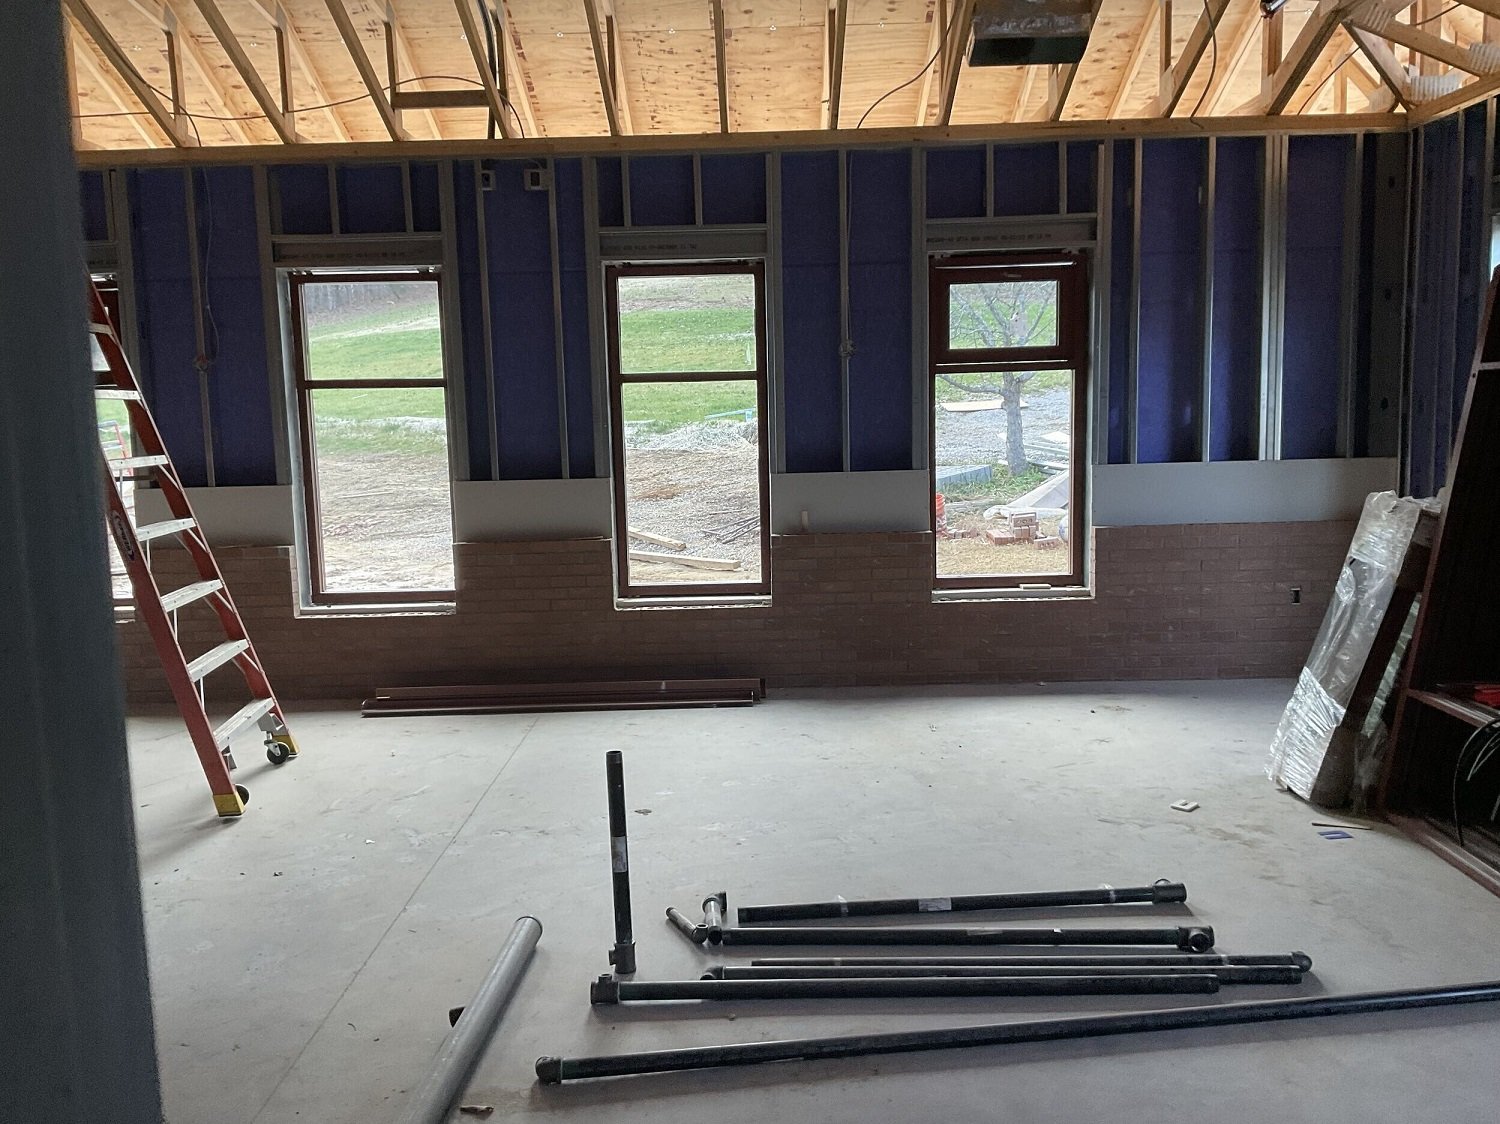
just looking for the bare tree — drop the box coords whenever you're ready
[942,282,1055,477]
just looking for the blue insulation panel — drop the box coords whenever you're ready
[595,157,625,226]
[488,160,561,479]
[1136,139,1206,463]
[1107,141,1133,464]
[410,163,441,232]
[1451,105,1490,475]
[1406,124,1454,495]
[80,171,110,242]
[629,155,696,226]
[994,143,1059,216]
[338,164,406,234]
[452,162,492,480]
[925,147,987,219]
[555,159,595,478]
[848,149,912,471]
[779,152,842,472]
[701,154,766,224]
[1282,134,1352,460]
[129,169,206,484]
[1066,142,1097,214]
[1209,137,1261,461]
[272,164,332,235]
[197,168,276,486]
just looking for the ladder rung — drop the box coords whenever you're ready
[111,454,169,471]
[95,387,142,401]
[135,517,196,543]
[186,639,250,683]
[160,579,223,613]
[89,321,114,335]
[212,698,277,750]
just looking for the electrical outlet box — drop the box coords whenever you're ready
[479,169,496,192]
[524,166,551,192]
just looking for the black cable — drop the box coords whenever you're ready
[1450,718,1500,849]
[480,0,499,140]
[857,10,964,129]
[1189,0,1219,117]
[1413,2,1461,26]
[1296,48,1358,114]
[75,75,491,123]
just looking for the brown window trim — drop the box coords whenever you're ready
[605,261,771,600]
[929,252,1090,591]
[288,269,455,607]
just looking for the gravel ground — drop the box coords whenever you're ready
[934,386,1072,465]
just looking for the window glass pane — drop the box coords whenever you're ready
[97,396,134,603]
[308,386,454,593]
[619,380,762,586]
[934,370,1073,580]
[302,280,442,380]
[947,279,1059,350]
[617,273,757,373]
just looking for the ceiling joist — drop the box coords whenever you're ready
[937,0,978,126]
[825,0,850,129]
[711,0,729,133]
[320,0,404,140]
[581,0,623,136]
[1159,0,1233,116]
[189,0,298,143]
[1047,62,1080,121]
[65,0,197,146]
[1350,9,1498,75]
[1261,0,1344,114]
[1108,5,1158,118]
[1348,23,1414,109]
[451,0,519,140]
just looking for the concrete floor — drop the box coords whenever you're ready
[128,680,1500,1124]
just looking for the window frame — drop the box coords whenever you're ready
[287,269,455,606]
[604,261,771,600]
[928,252,1090,591]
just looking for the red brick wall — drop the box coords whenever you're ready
[116,520,1354,704]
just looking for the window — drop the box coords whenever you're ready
[606,263,769,598]
[288,271,455,605]
[929,255,1088,589]
[91,277,134,605]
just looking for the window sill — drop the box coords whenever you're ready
[296,600,456,619]
[615,594,771,612]
[933,585,1093,604]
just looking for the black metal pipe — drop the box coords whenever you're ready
[705,965,1304,985]
[752,952,1313,970]
[703,892,726,944]
[538,978,1500,1083]
[736,880,1187,924]
[666,906,707,945]
[605,751,635,975]
[589,972,1219,1005]
[708,925,1213,951]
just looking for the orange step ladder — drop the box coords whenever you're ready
[89,280,299,817]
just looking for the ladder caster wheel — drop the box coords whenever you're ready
[235,784,250,807]
[266,741,292,766]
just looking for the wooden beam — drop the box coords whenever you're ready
[1108,6,1158,118]
[711,0,729,132]
[383,3,441,139]
[66,17,142,148]
[581,0,622,135]
[915,0,947,126]
[1262,6,1284,79]
[1160,0,1174,74]
[155,0,254,143]
[1414,0,1440,74]
[1202,4,1263,115]
[1348,24,1414,108]
[825,0,849,129]
[1160,0,1233,115]
[935,0,977,125]
[242,0,350,141]
[319,0,406,140]
[1409,69,1500,118]
[1013,64,1039,122]
[1350,9,1496,74]
[1288,32,1357,112]
[601,2,635,135]
[1260,0,1343,113]
[1047,62,1080,121]
[190,0,298,142]
[498,2,540,138]
[450,0,519,138]
[64,0,196,146]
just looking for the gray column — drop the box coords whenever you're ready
[0,4,164,1123]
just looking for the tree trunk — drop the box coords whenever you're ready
[1003,374,1028,477]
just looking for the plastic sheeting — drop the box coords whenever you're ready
[1267,491,1427,804]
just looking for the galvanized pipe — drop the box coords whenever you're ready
[589,972,1219,1005]
[397,916,541,1123]
[605,750,635,974]
[736,881,1187,924]
[706,964,1303,985]
[695,925,1214,951]
[538,978,1500,1084]
[754,952,1312,970]
[666,906,707,945]
[703,892,726,944]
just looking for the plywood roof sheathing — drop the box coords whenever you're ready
[450,0,519,137]
[239,0,351,140]
[191,0,299,141]
[1106,3,1157,116]
[1159,0,1231,115]
[66,0,198,146]
[69,16,161,147]
[935,0,976,124]
[1199,2,1261,116]
[583,0,625,134]
[321,0,406,139]
[1259,0,1341,113]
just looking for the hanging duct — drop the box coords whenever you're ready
[968,0,1096,67]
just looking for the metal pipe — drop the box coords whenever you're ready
[605,750,635,975]
[754,952,1313,970]
[538,978,1500,1084]
[736,881,1187,924]
[397,916,541,1123]
[703,892,726,944]
[699,925,1214,951]
[589,972,1219,1005]
[666,906,707,945]
[706,965,1304,985]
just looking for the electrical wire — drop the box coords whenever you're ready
[1450,718,1500,849]
[1296,48,1359,114]
[75,75,491,124]
[856,9,965,129]
[1189,0,1220,118]
[1413,2,1462,25]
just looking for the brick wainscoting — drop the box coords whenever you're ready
[116,520,1353,704]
